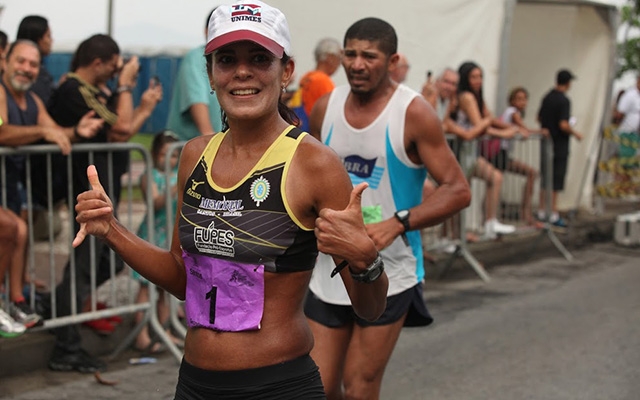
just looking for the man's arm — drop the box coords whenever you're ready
[559,120,583,140]
[308,93,330,141]
[0,88,72,153]
[175,48,220,136]
[558,98,583,141]
[406,97,471,226]
[366,96,471,250]
[420,76,437,109]
[107,57,139,142]
[129,80,163,135]
[189,103,216,135]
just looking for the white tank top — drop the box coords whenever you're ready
[309,84,427,304]
[500,106,517,151]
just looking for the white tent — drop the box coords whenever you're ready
[2,0,619,210]
[272,0,619,212]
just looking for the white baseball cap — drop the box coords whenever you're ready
[205,1,292,59]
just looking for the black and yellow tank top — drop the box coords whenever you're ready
[179,126,318,273]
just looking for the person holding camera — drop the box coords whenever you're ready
[44,34,162,373]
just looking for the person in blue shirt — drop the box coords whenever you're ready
[166,9,223,140]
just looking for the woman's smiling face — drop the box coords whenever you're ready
[210,40,293,122]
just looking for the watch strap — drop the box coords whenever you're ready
[394,210,411,232]
[349,254,384,283]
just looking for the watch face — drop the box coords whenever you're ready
[396,210,409,219]
[367,265,383,282]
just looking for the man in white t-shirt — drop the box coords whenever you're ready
[615,76,640,133]
[612,75,640,182]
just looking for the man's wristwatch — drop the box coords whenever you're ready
[116,85,133,94]
[394,209,411,232]
[349,254,385,284]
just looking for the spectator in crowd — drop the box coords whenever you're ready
[72,1,386,397]
[0,206,27,338]
[305,17,470,400]
[613,75,640,134]
[288,37,341,132]
[455,61,518,239]
[45,33,162,373]
[611,89,626,126]
[133,130,183,353]
[0,30,8,74]
[537,69,583,227]
[423,67,491,142]
[16,15,55,105]
[166,8,223,141]
[0,112,29,337]
[389,52,409,83]
[421,67,481,249]
[422,67,458,121]
[0,40,102,213]
[0,40,104,332]
[611,75,640,184]
[497,87,539,226]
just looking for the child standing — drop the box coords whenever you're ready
[134,130,182,352]
[498,87,540,226]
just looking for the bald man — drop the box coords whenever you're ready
[390,53,409,83]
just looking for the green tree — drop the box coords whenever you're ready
[618,1,640,77]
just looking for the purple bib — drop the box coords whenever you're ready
[183,251,265,331]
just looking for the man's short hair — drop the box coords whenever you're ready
[314,38,341,63]
[0,31,8,51]
[73,34,120,68]
[344,17,397,56]
[556,69,575,85]
[438,67,458,80]
[6,39,40,61]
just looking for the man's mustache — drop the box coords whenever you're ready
[15,71,35,80]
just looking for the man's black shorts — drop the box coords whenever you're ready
[540,154,568,191]
[304,284,433,328]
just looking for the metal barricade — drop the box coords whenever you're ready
[164,141,187,342]
[0,143,182,362]
[421,132,573,280]
[421,135,490,282]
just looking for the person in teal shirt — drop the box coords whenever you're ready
[166,9,222,141]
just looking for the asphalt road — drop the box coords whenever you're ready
[2,243,638,400]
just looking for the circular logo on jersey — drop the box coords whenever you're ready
[250,176,270,207]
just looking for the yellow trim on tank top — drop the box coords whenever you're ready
[199,125,314,232]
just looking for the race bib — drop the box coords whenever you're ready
[362,205,383,224]
[183,251,265,331]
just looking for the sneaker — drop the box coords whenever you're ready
[551,217,568,228]
[0,308,26,338]
[48,348,107,373]
[486,218,516,235]
[443,243,458,254]
[10,301,43,328]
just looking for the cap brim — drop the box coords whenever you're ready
[205,30,284,58]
